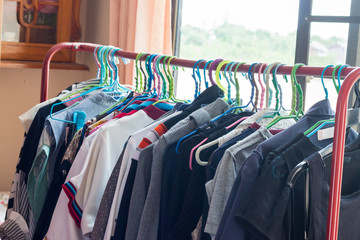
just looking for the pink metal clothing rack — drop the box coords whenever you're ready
[41,42,360,240]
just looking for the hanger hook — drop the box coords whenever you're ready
[263,62,280,108]
[248,63,258,111]
[272,63,285,111]
[291,63,305,117]
[203,60,214,88]
[337,64,349,89]
[233,62,246,107]
[321,65,334,99]
[192,59,204,97]
[209,59,223,86]
[257,63,267,110]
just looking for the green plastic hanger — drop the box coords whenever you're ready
[135,53,145,93]
[155,55,168,99]
[233,62,246,108]
[332,64,342,93]
[266,63,305,128]
[215,60,231,102]
[304,119,335,136]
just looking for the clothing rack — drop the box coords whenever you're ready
[40,42,360,240]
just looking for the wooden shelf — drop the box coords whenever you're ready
[0,60,89,70]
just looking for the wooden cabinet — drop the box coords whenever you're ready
[0,0,81,63]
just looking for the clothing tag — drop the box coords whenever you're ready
[317,127,334,141]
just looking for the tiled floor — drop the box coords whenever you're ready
[0,192,9,224]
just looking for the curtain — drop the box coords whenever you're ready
[109,0,173,85]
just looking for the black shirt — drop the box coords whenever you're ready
[159,113,251,240]
[234,133,360,240]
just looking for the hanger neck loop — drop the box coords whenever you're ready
[272,63,285,111]
[248,63,258,111]
[257,63,267,110]
[162,56,172,97]
[195,61,203,93]
[152,55,162,98]
[227,62,237,86]
[263,62,280,108]
[203,60,214,88]
[96,46,106,83]
[139,54,149,92]
[224,61,235,104]
[192,59,204,98]
[321,65,334,99]
[167,56,176,99]
[332,64,342,93]
[135,53,144,93]
[234,62,246,107]
[215,60,231,101]
[337,64,349,90]
[291,63,305,117]
[155,55,167,99]
[93,46,102,80]
[208,59,224,86]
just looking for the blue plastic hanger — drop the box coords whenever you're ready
[192,59,204,98]
[224,61,235,104]
[194,60,203,93]
[203,60,214,89]
[174,61,255,153]
[337,64,349,89]
[48,46,111,130]
[321,65,334,99]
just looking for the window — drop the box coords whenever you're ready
[175,0,360,111]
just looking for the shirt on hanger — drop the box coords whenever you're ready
[158,113,253,240]
[99,110,182,240]
[205,126,281,239]
[125,98,229,240]
[214,99,357,240]
[235,134,360,240]
[39,93,117,190]
[217,108,295,147]
[66,105,166,235]
[6,100,68,240]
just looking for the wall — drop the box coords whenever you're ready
[0,0,111,191]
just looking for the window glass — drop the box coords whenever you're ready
[312,0,351,16]
[177,0,299,103]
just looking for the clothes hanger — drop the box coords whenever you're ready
[337,64,349,89]
[223,62,236,100]
[193,63,260,165]
[215,60,231,102]
[203,60,214,89]
[257,63,267,110]
[208,59,223,86]
[303,64,341,137]
[332,64,342,93]
[263,62,280,108]
[255,63,285,122]
[49,46,118,130]
[321,65,334,99]
[152,56,187,106]
[152,55,162,98]
[192,59,204,98]
[266,63,305,128]
[155,55,168,99]
[135,53,145,93]
[223,61,236,104]
[248,63,259,111]
[233,62,246,107]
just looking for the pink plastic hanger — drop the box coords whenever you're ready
[257,63,267,110]
[189,116,249,169]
